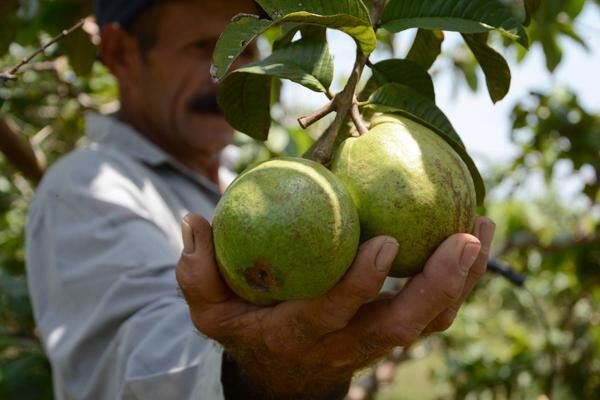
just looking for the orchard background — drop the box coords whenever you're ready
[1,0,599,399]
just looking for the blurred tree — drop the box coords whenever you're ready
[0,0,598,399]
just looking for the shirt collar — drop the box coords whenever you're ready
[85,112,222,196]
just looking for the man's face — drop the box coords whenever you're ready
[128,1,257,160]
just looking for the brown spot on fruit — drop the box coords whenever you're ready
[243,260,279,292]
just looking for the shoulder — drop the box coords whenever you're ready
[31,145,151,217]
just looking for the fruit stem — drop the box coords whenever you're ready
[350,100,369,135]
[303,50,367,164]
[303,0,386,164]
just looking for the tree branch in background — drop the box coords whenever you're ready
[494,232,600,258]
[0,19,84,81]
[0,117,46,182]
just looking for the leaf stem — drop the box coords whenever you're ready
[0,19,84,81]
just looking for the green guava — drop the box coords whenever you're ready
[212,157,360,305]
[331,114,477,277]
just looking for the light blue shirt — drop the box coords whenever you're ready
[26,113,226,400]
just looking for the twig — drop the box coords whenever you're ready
[494,233,600,259]
[298,100,336,129]
[0,19,84,81]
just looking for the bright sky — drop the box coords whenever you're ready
[281,3,599,173]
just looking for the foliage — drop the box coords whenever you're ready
[0,0,598,399]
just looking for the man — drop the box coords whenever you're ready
[25,0,496,399]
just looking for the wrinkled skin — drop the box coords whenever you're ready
[332,114,477,277]
[177,214,495,398]
[212,158,360,305]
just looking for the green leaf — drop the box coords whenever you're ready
[454,60,479,92]
[406,29,444,70]
[367,59,436,101]
[212,15,273,81]
[364,83,485,204]
[218,36,333,140]
[256,0,376,54]
[381,0,528,47]
[256,0,372,23]
[278,12,376,55]
[565,0,586,20]
[366,83,463,147]
[272,23,302,49]
[249,38,333,92]
[462,33,511,103]
[213,9,375,80]
[218,73,272,141]
[523,0,541,25]
[61,28,97,76]
[0,13,19,58]
[558,22,588,49]
[541,36,563,72]
[0,336,41,352]
[272,24,327,50]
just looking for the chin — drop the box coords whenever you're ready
[184,114,234,153]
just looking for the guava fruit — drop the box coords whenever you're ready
[212,157,360,305]
[331,114,477,277]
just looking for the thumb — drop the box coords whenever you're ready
[176,213,230,304]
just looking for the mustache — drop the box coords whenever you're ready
[188,91,222,115]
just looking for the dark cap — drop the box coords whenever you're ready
[94,0,156,28]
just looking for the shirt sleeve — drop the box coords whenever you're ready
[26,174,225,400]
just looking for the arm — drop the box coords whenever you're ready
[177,215,495,399]
[26,187,224,400]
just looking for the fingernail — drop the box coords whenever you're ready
[375,238,399,273]
[182,219,195,254]
[460,242,481,276]
[478,220,496,249]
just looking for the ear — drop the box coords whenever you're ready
[99,24,143,91]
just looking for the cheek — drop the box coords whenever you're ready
[189,116,234,150]
[138,67,176,121]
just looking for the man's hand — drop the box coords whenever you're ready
[176,214,495,400]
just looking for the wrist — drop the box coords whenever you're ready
[221,350,351,400]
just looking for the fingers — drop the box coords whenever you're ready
[175,214,230,305]
[425,217,496,333]
[289,236,399,339]
[348,233,481,349]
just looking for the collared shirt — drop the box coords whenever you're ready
[26,113,227,400]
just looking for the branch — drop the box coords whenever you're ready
[303,0,386,165]
[494,232,600,258]
[0,117,46,182]
[303,51,365,164]
[0,19,84,81]
[298,100,336,129]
